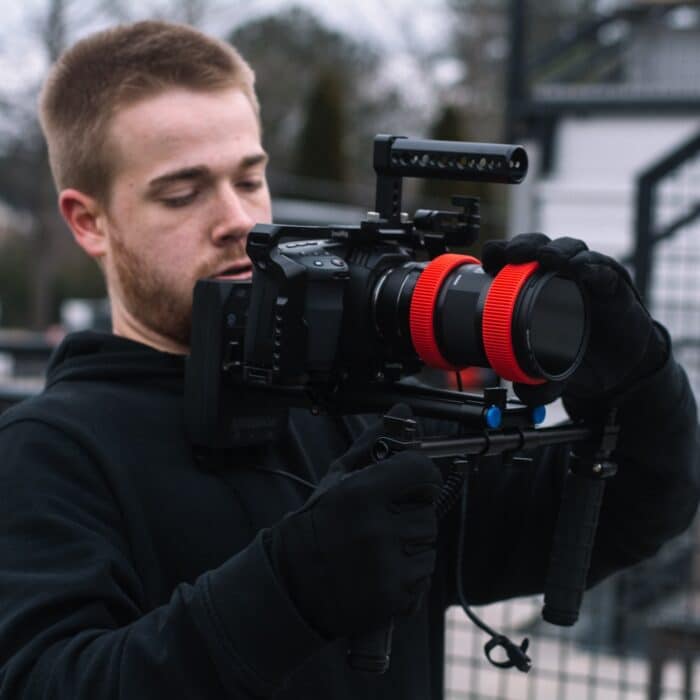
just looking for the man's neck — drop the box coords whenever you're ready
[110,305,189,356]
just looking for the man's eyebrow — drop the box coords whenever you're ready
[240,152,269,169]
[147,167,209,191]
[147,153,268,190]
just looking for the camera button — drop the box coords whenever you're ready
[331,258,345,267]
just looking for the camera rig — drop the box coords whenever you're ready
[185,135,618,675]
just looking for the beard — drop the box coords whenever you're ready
[109,232,195,348]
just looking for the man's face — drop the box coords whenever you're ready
[99,87,271,350]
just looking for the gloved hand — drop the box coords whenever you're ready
[267,406,443,639]
[321,404,416,488]
[481,233,669,405]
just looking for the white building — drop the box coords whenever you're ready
[509,2,700,391]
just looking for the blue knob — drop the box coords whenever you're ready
[532,405,546,425]
[486,406,502,429]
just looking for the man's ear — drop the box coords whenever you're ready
[58,189,107,260]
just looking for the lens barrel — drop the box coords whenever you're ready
[373,254,588,385]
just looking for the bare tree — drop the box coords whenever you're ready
[228,6,419,206]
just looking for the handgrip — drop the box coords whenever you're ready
[347,621,394,674]
[542,467,607,626]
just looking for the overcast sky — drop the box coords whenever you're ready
[0,0,455,131]
[205,0,451,48]
[0,0,452,91]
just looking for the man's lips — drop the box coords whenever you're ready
[213,262,253,280]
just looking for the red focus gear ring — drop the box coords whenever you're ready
[409,253,481,370]
[482,261,546,385]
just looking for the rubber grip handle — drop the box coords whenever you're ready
[542,470,606,626]
[347,621,394,674]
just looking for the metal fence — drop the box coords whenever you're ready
[445,129,700,700]
[445,533,700,700]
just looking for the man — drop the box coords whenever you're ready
[0,20,697,700]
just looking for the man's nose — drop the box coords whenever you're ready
[210,184,255,245]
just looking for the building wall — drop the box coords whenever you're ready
[511,115,700,258]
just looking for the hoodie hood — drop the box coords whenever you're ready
[45,331,185,388]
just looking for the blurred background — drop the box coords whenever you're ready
[1,0,700,698]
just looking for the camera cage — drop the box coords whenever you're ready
[184,134,618,674]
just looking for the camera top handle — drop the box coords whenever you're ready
[372,134,528,224]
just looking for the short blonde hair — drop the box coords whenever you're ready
[39,20,258,203]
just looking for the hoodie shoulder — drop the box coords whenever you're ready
[1,331,185,444]
[45,331,184,387]
[0,385,99,441]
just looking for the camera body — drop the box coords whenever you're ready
[186,226,424,446]
[243,230,419,385]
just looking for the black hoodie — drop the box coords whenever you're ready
[0,331,698,699]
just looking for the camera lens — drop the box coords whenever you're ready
[512,271,587,379]
[374,253,588,385]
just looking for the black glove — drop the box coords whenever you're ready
[325,404,416,485]
[482,233,669,404]
[267,406,443,639]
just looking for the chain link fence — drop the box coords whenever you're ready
[445,129,700,700]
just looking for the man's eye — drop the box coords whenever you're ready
[238,180,263,192]
[162,192,198,208]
